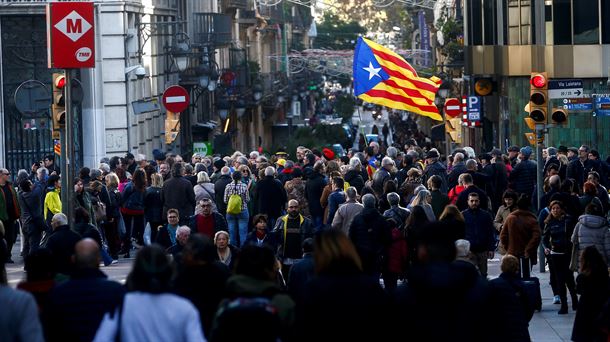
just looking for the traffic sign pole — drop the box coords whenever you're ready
[60,69,76,227]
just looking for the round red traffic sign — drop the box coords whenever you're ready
[444,98,462,118]
[162,85,190,113]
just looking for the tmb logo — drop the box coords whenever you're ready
[75,47,92,62]
[54,10,92,42]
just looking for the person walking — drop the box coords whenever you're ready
[542,200,578,314]
[0,168,20,262]
[331,187,363,235]
[17,179,44,256]
[224,171,250,247]
[461,192,496,277]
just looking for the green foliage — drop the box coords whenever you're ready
[314,13,366,50]
[436,17,464,62]
[334,94,356,123]
[272,124,348,157]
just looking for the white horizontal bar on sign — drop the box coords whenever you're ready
[446,105,461,111]
[166,96,186,103]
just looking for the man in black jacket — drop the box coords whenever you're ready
[349,194,391,277]
[461,192,495,277]
[305,161,327,231]
[189,199,228,239]
[214,166,232,216]
[254,166,287,228]
[46,213,81,276]
[45,239,125,342]
[161,162,196,224]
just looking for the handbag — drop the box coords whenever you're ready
[93,198,107,223]
[569,242,579,272]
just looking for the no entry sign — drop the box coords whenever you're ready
[444,98,462,118]
[47,2,95,68]
[162,86,190,113]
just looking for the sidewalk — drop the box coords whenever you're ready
[487,257,575,342]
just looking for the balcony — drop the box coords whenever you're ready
[193,13,232,47]
[257,3,284,23]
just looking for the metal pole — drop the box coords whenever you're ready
[536,126,545,272]
[592,94,598,150]
[64,69,75,227]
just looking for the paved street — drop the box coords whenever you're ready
[6,235,575,341]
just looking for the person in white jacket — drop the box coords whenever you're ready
[94,245,206,342]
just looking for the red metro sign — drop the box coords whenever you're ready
[47,2,95,68]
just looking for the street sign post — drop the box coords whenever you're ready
[467,96,481,121]
[548,79,583,99]
[595,97,610,116]
[47,2,95,68]
[162,85,190,113]
[562,98,593,111]
[444,98,462,117]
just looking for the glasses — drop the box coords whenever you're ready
[201,204,211,208]
[2,172,9,176]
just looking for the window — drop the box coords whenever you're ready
[483,0,497,44]
[520,2,531,44]
[508,0,520,44]
[603,0,610,43]
[468,0,483,45]
[573,0,599,44]
[553,0,572,45]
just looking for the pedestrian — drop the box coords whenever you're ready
[143,173,163,243]
[254,166,287,229]
[243,214,276,248]
[571,246,610,342]
[509,146,537,197]
[571,202,610,269]
[213,230,240,271]
[326,177,346,225]
[189,199,228,240]
[286,237,314,306]
[103,173,122,260]
[0,168,20,262]
[543,200,578,314]
[17,179,44,256]
[156,208,181,250]
[193,171,215,212]
[272,199,314,276]
[119,169,146,255]
[331,187,363,235]
[224,171,250,247]
[45,239,125,342]
[438,204,466,242]
[46,213,81,277]
[161,163,196,224]
[461,192,496,277]
[427,175,449,219]
[94,245,206,342]
[284,167,308,218]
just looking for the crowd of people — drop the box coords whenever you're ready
[0,140,609,341]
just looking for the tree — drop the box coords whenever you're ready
[314,12,366,50]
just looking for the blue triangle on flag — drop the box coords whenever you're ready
[353,37,390,96]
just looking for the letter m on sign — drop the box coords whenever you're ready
[67,18,82,33]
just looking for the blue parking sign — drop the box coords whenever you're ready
[468,96,481,122]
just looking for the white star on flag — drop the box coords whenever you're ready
[363,62,382,80]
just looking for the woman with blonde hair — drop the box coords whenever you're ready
[144,173,164,243]
[300,229,391,341]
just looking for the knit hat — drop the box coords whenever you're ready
[520,146,533,158]
[152,149,166,161]
[322,148,335,160]
[213,159,226,169]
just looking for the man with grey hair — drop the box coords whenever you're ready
[372,157,394,198]
[386,146,398,160]
[255,165,287,228]
[36,167,49,187]
[448,152,467,189]
[214,166,233,216]
[167,225,191,258]
[383,192,410,230]
[98,163,110,176]
[0,167,19,262]
[46,213,81,275]
[332,187,364,234]
[349,193,391,276]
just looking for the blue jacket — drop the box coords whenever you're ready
[462,208,496,253]
[326,190,346,224]
[120,182,145,211]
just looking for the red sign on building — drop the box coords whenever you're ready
[47,2,95,68]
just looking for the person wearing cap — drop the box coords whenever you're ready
[124,152,137,175]
[210,159,226,183]
[423,149,448,194]
[543,147,560,179]
[587,149,609,188]
[508,146,537,197]
[507,146,520,167]
[322,148,335,161]
[278,160,295,185]
[276,158,286,174]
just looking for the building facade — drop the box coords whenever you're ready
[463,0,610,155]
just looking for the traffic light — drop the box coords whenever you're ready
[529,72,548,123]
[51,72,66,132]
[551,107,568,125]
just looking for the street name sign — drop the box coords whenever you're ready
[562,98,592,111]
[47,2,95,68]
[595,97,610,116]
[548,79,584,99]
[162,86,190,113]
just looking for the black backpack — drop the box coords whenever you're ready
[210,296,281,342]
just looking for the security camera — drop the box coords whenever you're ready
[135,66,146,79]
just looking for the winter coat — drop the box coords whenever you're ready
[331,200,364,235]
[43,187,62,223]
[349,207,392,274]
[572,273,610,342]
[462,208,496,253]
[18,183,44,227]
[161,175,196,220]
[255,176,287,219]
[305,172,327,217]
[344,169,365,194]
[509,159,537,195]
[430,189,449,219]
[0,182,20,222]
[214,174,232,216]
[488,273,533,342]
[272,214,314,261]
[500,210,541,264]
[46,225,81,275]
[571,214,610,267]
[326,190,346,224]
[194,182,216,208]
[120,182,145,212]
[423,161,448,194]
[447,162,467,190]
[143,186,162,222]
[371,167,391,197]
[542,215,576,254]
[494,205,515,232]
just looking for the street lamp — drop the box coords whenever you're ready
[171,33,191,72]
[253,82,263,102]
[216,95,230,120]
[235,99,247,118]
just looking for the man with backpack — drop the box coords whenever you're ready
[272,199,313,277]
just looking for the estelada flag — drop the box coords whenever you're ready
[353,37,442,121]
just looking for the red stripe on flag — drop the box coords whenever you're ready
[382,67,440,94]
[384,79,435,105]
[370,48,418,75]
[365,89,440,113]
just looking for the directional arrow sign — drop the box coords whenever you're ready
[548,79,584,99]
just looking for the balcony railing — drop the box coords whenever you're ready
[193,12,232,47]
[222,0,248,10]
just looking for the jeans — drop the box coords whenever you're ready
[549,253,576,303]
[226,208,249,247]
[311,216,324,233]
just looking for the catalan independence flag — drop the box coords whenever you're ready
[353,37,442,121]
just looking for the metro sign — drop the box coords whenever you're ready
[47,2,95,68]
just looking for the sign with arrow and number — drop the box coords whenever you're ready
[548,79,583,99]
